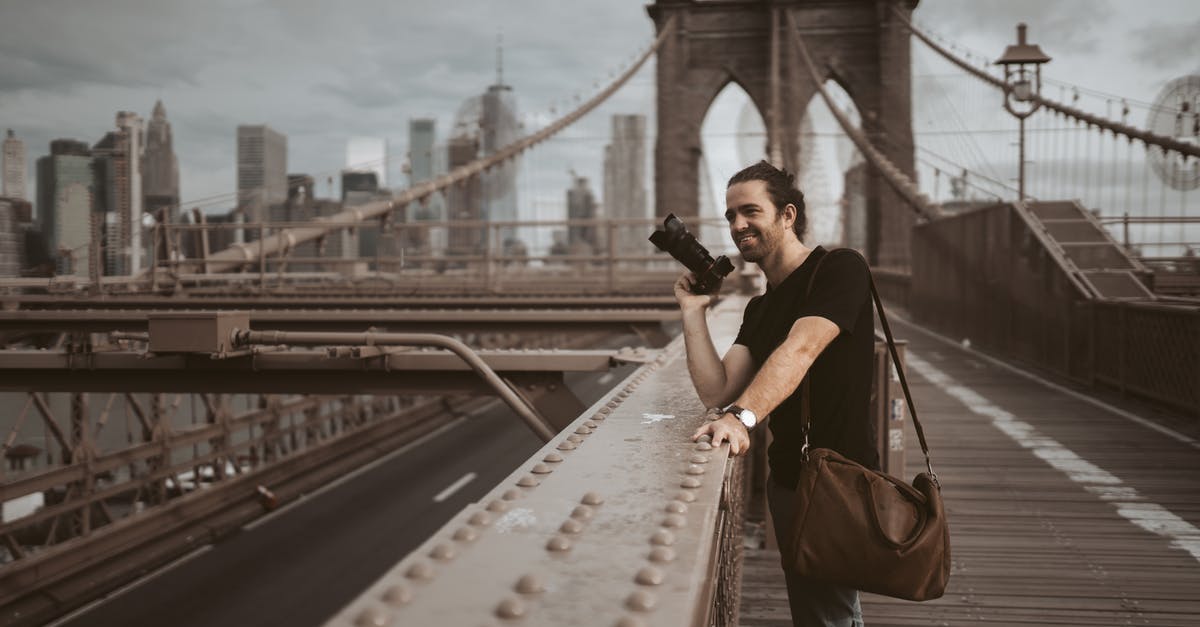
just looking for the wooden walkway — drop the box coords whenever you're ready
[739,316,1200,627]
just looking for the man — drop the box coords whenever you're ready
[676,160,876,627]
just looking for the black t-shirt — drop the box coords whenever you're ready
[733,246,879,488]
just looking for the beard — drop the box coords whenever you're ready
[734,225,781,263]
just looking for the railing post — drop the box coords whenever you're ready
[259,223,267,292]
[607,220,617,293]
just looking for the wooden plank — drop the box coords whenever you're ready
[738,317,1200,626]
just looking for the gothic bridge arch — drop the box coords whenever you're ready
[648,0,919,267]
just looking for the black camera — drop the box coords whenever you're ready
[649,213,735,294]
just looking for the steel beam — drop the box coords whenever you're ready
[0,308,679,338]
[0,349,634,395]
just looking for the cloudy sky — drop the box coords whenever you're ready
[1,0,1197,248]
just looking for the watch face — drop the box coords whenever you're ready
[737,409,756,428]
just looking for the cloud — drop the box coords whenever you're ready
[1132,18,1200,71]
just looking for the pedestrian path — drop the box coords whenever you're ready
[739,316,1200,627]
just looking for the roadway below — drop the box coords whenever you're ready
[55,365,634,627]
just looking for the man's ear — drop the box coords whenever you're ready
[782,203,797,230]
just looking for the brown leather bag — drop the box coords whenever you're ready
[780,248,950,601]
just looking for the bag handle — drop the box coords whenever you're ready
[799,248,937,486]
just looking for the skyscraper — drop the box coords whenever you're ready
[603,114,647,258]
[566,172,597,251]
[92,112,144,275]
[446,134,483,255]
[142,100,180,224]
[37,139,94,276]
[237,125,287,223]
[408,119,436,185]
[3,129,26,200]
[480,82,520,244]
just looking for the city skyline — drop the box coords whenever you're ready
[0,1,1197,225]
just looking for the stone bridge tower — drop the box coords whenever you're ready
[648,0,919,267]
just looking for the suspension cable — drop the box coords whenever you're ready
[895,8,1200,160]
[197,16,678,273]
[784,10,942,221]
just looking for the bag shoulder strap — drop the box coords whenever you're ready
[798,247,937,483]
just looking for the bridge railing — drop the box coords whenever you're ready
[909,203,1200,416]
[32,216,739,296]
[0,390,470,624]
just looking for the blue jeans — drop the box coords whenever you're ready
[767,476,865,627]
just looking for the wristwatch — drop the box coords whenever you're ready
[723,404,758,430]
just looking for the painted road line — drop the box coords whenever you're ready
[892,311,1200,450]
[433,472,477,503]
[907,351,1200,563]
[245,416,469,531]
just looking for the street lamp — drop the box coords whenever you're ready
[995,23,1051,202]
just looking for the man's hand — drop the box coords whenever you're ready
[674,272,720,312]
[692,413,751,456]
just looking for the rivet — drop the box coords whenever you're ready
[571,505,594,520]
[592,412,607,421]
[697,434,712,443]
[662,514,686,528]
[516,574,545,594]
[453,527,478,542]
[560,518,584,534]
[635,566,664,586]
[625,590,656,612]
[406,560,434,581]
[430,543,456,561]
[574,426,591,435]
[469,511,493,526]
[382,584,412,606]
[599,407,612,415]
[531,463,553,474]
[615,616,647,627]
[685,464,706,475]
[690,454,708,464]
[680,477,701,488]
[543,453,564,463]
[517,475,540,487]
[496,597,527,619]
[487,500,510,513]
[581,492,604,506]
[648,546,676,563]
[502,489,522,501]
[584,420,598,428]
[674,491,696,503]
[354,607,390,627]
[557,441,577,451]
[607,400,620,408]
[619,390,631,398]
[650,530,675,546]
[695,441,713,451]
[567,434,584,444]
[665,501,687,514]
[546,535,572,551]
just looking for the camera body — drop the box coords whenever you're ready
[649,213,735,294]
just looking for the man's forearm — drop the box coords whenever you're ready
[681,307,727,408]
[733,317,838,420]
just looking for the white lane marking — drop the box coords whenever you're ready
[598,373,615,385]
[45,545,214,627]
[433,472,477,503]
[641,413,674,425]
[892,312,1200,450]
[907,352,1200,562]
[244,415,470,531]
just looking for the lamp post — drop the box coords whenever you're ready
[995,23,1051,202]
